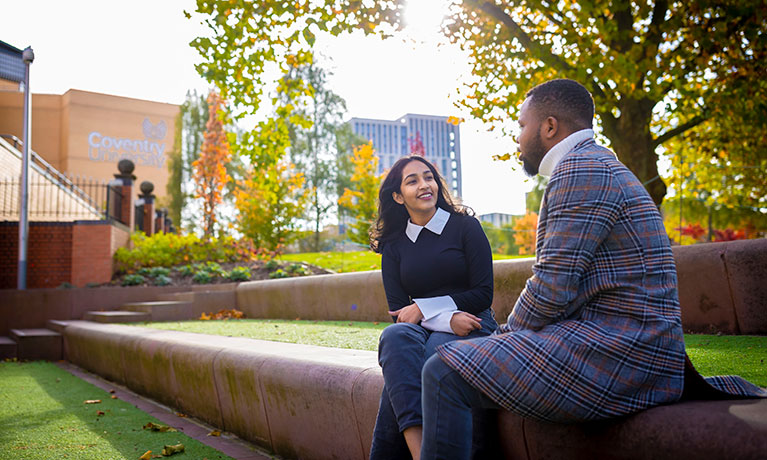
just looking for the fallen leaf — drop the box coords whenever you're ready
[143,422,177,432]
[175,412,187,418]
[208,429,221,437]
[161,443,185,456]
[84,400,101,404]
[109,389,116,394]
[111,395,118,399]
[139,450,152,460]
[96,411,105,416]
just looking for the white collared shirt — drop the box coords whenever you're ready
[538,129,594,177]
[402,207,460,333]
[405,206,450,242]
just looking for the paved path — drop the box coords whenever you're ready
[57,361,277,460]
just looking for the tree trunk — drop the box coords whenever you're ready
[599,97,667,206]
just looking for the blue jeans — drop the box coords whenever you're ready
[420,354,501,460]
[369,308,498,460]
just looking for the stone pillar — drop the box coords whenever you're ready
[138,181,155,236]
[109,159,136,229]
[154,208,168,234]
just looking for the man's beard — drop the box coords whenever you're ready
[521,132,547,177]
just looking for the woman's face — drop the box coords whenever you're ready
[392,160,438,219]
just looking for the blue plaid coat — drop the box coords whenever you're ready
[439,139,695,423]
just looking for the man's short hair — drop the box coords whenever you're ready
[525,79,594,130]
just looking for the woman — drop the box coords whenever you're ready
[369,155,497,460]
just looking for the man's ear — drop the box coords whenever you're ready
[541,116,559,141]
[392,191,404,205]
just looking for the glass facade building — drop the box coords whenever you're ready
[349,113,463,197]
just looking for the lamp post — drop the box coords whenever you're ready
[17,46,34,289]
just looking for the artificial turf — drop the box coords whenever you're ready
[135,319,388,351]
[0,361,234,460]
[136,319,767,388]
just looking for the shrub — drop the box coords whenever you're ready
[203,261,224,276]
[153,275,172,286]
[264,259,279,271]
[227,266,251,281]
[114,232,257,273]
[177,264,194,277]
[122,274,146,286]
[269,269,288,279]
[149,267,171,278]
[192,270,212,284]
[137,267,152,276]
[286,263,309,276]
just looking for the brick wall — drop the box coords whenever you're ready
[0,220,129,289]
[72,222,111,287]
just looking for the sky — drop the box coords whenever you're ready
[2,0,532,217]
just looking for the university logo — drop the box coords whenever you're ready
[142,119,167,140]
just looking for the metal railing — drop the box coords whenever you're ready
[1,134,121,221]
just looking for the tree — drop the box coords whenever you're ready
[189,1,766,206]
[167,90,209,233]
[513,212,538,256]
[231,81,312,251]
[235,159,310,252]
[525,175,548,214]
[408,131,425,156]
[279,59,349,251]
[192,91,231,238]
[164,109,184,229]
[338,142,381,246]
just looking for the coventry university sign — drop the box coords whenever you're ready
[87,118,168,169]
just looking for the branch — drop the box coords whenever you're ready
[611,0,635,52]
[471,1,606,100]
[473,1,573,72]
[653,114,707,147]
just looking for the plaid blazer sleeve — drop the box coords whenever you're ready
[504,155,623,332]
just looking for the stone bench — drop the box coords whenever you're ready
[61,320,767,460]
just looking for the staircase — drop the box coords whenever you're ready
[0,289,234,361]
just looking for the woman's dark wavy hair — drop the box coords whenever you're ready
[369,155,471,253]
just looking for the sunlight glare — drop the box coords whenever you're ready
[404,0,449,39]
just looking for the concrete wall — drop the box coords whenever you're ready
[237,239,767,334]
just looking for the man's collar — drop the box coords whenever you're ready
[405,207,451,242]
[538,129,594,177]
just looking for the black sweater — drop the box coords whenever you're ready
[381,212,494,316]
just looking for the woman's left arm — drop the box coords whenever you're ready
[448,216,494,315]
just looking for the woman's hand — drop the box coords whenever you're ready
[388,303,424,324]
[450,312,482,336]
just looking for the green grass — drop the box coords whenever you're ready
[137,320,766,387]
[279,250,530,273]
[685,334,767,387]
[0,361,233,460]
[136,319,388,351]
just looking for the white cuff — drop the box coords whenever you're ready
[412,295,458,321]
[420,310,459,334]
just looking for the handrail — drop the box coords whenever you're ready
[0,133,104,215]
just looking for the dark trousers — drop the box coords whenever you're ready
[369,308,500,460]
[421,354,502,460]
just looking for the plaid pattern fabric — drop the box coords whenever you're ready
[438,139,689,423]
[704,376,767,397]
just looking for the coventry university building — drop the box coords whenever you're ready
[349,113,463,198]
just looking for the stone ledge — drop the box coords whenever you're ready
[61,321,767,460]
[62,321,381,460]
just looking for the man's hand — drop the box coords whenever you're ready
[450,312,482,336]
[388,303,424,324]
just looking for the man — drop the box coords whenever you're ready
[419,79,765,459]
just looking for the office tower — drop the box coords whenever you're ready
[349,113,462,197]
